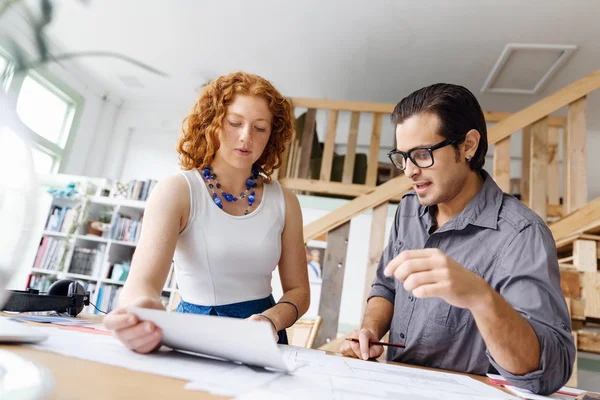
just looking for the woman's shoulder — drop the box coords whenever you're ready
[146,173,191,207]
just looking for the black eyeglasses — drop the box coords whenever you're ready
[387,139,456,171]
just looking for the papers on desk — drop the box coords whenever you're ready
[187,346,518,399]
[26,322,517,399]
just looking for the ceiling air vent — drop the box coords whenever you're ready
[481,43,577,95]
[118,75,146,89]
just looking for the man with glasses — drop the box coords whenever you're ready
[340,83,575,395]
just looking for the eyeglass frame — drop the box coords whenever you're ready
[387,138,458,171]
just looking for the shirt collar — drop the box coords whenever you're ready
[417,170,504,231]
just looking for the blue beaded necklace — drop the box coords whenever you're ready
[201,166,259,215]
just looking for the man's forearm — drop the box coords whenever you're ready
[471,288,541,375]
[361,297,394,339]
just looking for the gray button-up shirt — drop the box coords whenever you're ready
[369,170,575,395]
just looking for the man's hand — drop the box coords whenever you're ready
[247,314,278,341]
[340,329,383,361]
[384,248,491,310]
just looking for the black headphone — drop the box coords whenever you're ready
[3,279,90,317]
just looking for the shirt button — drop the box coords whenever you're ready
[560,322,567,330]
[400,333,405,339]
[408,295,414,302]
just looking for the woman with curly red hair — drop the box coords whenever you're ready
[104,72,310,352]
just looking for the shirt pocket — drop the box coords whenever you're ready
[424,298,470,329]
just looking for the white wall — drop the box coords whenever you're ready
[0,7,121,177]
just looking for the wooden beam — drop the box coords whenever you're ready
[571,298,586,320]
[342,112,361,184]
[529,117,549,221]
[296,109,317,180]
[549,196,600,242]
[487,68,600,145]
[566,331,578,388]
[280,178,374,198]
[548,126,560,205]
[289,98,566,126]
[573,240,598,272]
[521,125,532,206]
[290,97,394,114]
[565,97,588,214]
[319,110,338,182]
[578,329,600,353]
[555,233,600,253]
[559,269,581,298]
[366,113,383,187]
[582,272,600,318]
[314,221,351,348]
[484,111,565,127]
[362,203,388,316]
[493,137,511,192]
[303,175,413,243]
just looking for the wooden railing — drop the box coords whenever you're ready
[283,68,600,347]
[275,98,567,206]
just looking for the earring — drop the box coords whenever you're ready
[466,155,472,161]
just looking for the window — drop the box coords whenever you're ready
[17,75,74,148]
[0,49,82,175]
[0,53,11,91]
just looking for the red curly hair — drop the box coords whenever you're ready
[176,71,294,183]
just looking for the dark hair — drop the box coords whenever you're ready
[390,83,488,171]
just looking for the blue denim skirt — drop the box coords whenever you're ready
[175,294,288,344]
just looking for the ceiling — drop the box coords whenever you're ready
[15,0,600,123]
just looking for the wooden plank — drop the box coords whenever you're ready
[342,112,361,184]
[366,113,383,187]
[319,110,338,181]
[277,139,292,179]
[556,233,600,253]
[549,196,600,242]
[566,331,578,388]
[582,272,600,318]
[314,221,351,348]
[558,256,574,264]
[560,263,576,270]
[559,269,581,298]
[571,298,586,320]
[362,203,388,315]
[578,329,600,353]
[529,117,549,220]
[484,111,565,127]
[521,125,531,206]
[565,97,588,214]
[487,68,600,145]
[548,204,563,218]
[288,99,566,126]
[303,175,413,243]
[280,178,374,197]
[548,126,560,205]
[493,137,511,192]
[573,240,597,272]
[290,97,394,114]
[296,108,317,180]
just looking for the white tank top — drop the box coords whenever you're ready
[173,169,286,306]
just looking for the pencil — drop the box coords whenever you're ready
[345,338,406,348]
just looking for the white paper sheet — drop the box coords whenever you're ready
[28,327,235,382]
[127,307,294,372]
[236,351,520,400]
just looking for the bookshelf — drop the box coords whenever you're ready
[27,193,179,314]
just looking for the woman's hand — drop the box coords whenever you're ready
[247,314,278,341]
[103,296,165,354]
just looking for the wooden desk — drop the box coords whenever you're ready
[1,313,509,400]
